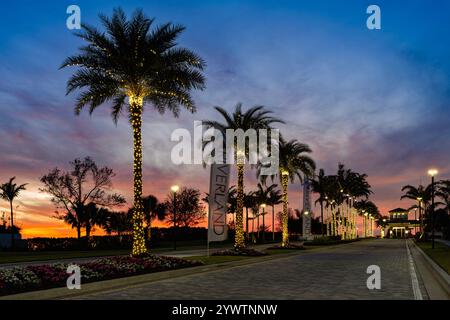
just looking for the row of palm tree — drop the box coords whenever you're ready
[61,8,384,253]
[62,7,320,253]
[310,164,378,239]
[401,180,450,237]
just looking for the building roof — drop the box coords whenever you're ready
[388,208,408,213]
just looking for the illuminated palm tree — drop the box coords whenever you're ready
[61,8,206,255]
[261,138,315,247]
[204,104,284,248]
[0,177,27,249]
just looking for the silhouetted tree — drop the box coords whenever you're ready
[40,157,125,239]
[164,187,206,227]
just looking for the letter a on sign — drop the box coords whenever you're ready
[366,265,381,290]
[366,5,381,30]
[208,164,230,242]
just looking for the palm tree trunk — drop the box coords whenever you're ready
[262,211,265,242]
[281,173,289,247]
[257,213,260,239]
[10,200,14,250]
[235,163,245,248]
[245,207,249,241]
[320,201,324,236]
[272,205,275,241]
[130,101,147,256]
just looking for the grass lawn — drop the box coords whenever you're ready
[0,249,131,264]
[0,241,237,264]
[184,255,251,265]
[416,241,450,274]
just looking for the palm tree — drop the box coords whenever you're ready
[204,104,284,248]
[354,200,380,237]
[401,184,431,235]
[0,177,27,249]
[436,180,450,216]
[254,183,277,242]
[142,195,166,240]
[243,191,256,240]
[266,187,282,241]
[311,169,327,236]
[261,138,315,247]
[61,8,206,255]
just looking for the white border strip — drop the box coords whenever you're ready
[406,240,423,300]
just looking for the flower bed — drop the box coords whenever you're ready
[0,255,203,296]
[268,243,305,250]
[212,247,267,256]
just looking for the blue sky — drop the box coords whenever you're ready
[0,0,449,236]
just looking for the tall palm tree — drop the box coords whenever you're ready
[261,138,315,247]
[61,8,206,255]
[0,177,27,249]
[204,104,284,248]
[266,187,282,241]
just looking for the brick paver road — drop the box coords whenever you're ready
[74,239,426,300]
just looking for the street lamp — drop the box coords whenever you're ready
[417,196,423,236]
[171,185,180,250]
[428,169,438,249]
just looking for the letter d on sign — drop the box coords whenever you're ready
[366,265,381,290]
[67,264,81,290]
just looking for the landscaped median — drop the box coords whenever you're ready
[0,255,203,297]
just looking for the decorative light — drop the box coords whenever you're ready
[304,211,309,215]
[261,203,266,208]
[280,169,290,247]
[427,169,438,177]
[235,163,245,248]
[129,94,147,256]
[171,185,180,193]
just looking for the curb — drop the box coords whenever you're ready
[410,240,450,296]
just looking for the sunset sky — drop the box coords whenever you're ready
[0,0,449,238]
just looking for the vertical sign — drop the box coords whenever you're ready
[208,164,230,242]
[302,179,312,239]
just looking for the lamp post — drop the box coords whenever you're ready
[417,197,423,237]
[363,211,368,237]
[261,203,266,243]
[171,185,180,250]
[428,169,438,249]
